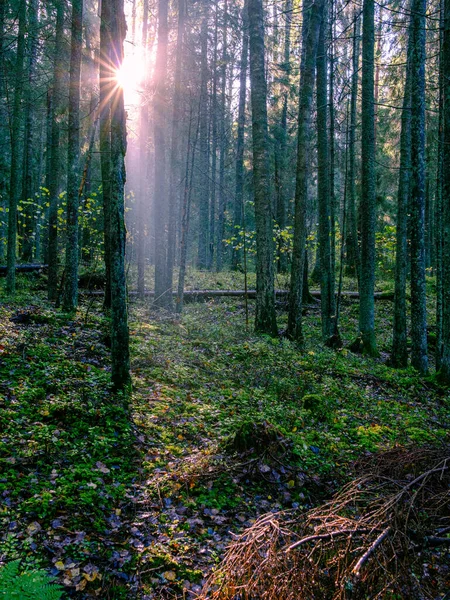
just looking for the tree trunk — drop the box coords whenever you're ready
[248,0,278,336]
[346,11,361,279]
[108,0,130,389]
[231,1,248,272]
[439,0,450,380]
[436,0,444,370]
[0,0,6,262]
[275,0,292,274]
[63,0,84,312]
[166,0,185,302]
[287,0,323,342]
[153,0,169,308]
[208,3,219,271]
[409,0,428,373]
[47,1,65,302]
[21,0,39,262]
[316,1,336,340]
[6,0,26,294]
[100,0,112,310]
[197,5,210,270]
[356,0,377,355]
[391,17,413,368]
[216,0,228,272]
[136,0,149,299]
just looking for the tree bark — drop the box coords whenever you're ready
[47,1,65,302]
[346,11,361,279]
[409,0,428,373]
[216,0,228,272]
[248,0,278,336]
[153,0,169,308]
[100,0,112,310]
[391,17,413,368]
[6,0,27,294]
[21,0,39,262]
[231,1,248,272]
[316,1,336,340]
[356,0,377,355]
[197,5,210,270]
[63,0,84,312]
[287,0,323,342]
[439,0,450,380]
[108,0,130,388]
[136,0,149,299]
[166,0,185,301]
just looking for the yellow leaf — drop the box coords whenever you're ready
[164,570,176,581]
[55,561,65,571]
[287,480,295,489]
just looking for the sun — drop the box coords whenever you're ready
[115,51,146,104]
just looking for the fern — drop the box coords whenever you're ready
[0,560,64,600]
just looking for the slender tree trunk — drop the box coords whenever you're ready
[63,0,83,311]
[153,0,169,307]
[166,0,185,302]
[436,0,444,370]
[176,100,199,314]
[328,0,336,283]
[438,0,450,379]
[355,0,377,355]
[391,19,413,368]
[287,0,323,342]
[137,0,149,299]
[208,3,219,271]
[197,5,209,270]
[21,0,39,262]
[108,0,130,389]
[0,0,6,262]
[409,0,428,373]
[275,0,292,274]
[231,1,248,271]
[216,0,228,272]
[6,0,26,294]
[47,1,65,302]
[346,11,361,279]
[100,0,112,309]
[248,0,278,336]
[316,1,336,340]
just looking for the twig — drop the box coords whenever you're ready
[352,527,391,577]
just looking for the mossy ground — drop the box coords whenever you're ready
[0,271,448,598]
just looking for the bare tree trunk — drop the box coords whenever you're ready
[316,0,336,341]
[287,0,323,342]
[6,0,26,294]
[21,0,39,262]
[108,0,130,388]
[346,11,361,279]
[354,0,377,355]
[47,1,65,302]
[216,0,228,272]
[197,4,210,270]
[63,0,84,312]
[391,18,413,368]
[137,0,149,299]
[409,0,428,373]
[248,0,278,336]
[231,0,248,271]
[166,0,185,302]
[153,0,169,308]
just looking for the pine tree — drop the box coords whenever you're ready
[248,0,278,336]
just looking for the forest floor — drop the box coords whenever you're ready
[0,271,449,599]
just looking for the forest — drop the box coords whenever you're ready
[0,0,449,597]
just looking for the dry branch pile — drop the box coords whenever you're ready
[200,446,450,599]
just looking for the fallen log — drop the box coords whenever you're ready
[0,264,48,276]
[79,289,394,301]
